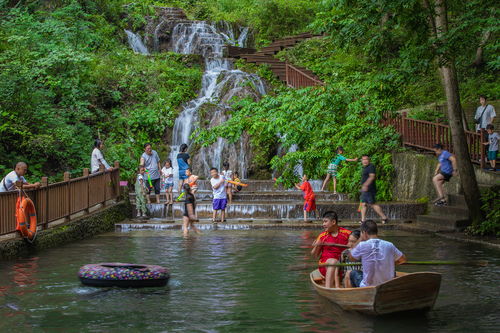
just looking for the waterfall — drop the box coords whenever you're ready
[169,21,266,183]
[124,30,149,55]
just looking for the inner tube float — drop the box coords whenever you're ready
[16,197,37,241]
[78,263,169,288]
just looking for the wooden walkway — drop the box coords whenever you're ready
[226,33,324,88]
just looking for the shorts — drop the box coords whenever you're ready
[213,198,227,211]
[440,171,452,182]
[179,170,188,180]
[360,191,376,204]
[350,270,363,288]
[327,163,338,176]
[304,199,316,212]
[488,150,498,161]
[146,178,161,195]
[163,182,173,191]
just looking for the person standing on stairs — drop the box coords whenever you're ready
[221,162,233,205]
[177,143,190,194]
[321,146,358,193]
[474,95,496,133]
[432,144,458,206]
[140,143,162,204]
[483,124,499,171]
[210,168,227,223]
[359,155,388,224]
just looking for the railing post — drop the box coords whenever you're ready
[83,168,90,213]
[64,172,71,221]
[285,63,289,87]
[401,113,407,145]
[41,177,48,229]
[480,129,486,169]
[114,161,120,199]
[99,164,106,206]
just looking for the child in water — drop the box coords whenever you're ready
[185,168,199,194]
[295,174,319,222]
[135,165,148,217]
[321,146,358,193]
[161,159,174,204]
[221,162,233,205]
[182,183,200,236]
[339,230,361,288]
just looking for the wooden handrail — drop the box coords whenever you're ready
[383,114,485,168]
[0,163,121,236]
[285,63,323,88]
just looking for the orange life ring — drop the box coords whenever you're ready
[16,197,37,241]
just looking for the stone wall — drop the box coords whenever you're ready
[0,202,130,260]
[393,151,499,201]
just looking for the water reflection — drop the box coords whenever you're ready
[0,230,498,332]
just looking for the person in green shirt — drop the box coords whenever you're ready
[321,147,358,193]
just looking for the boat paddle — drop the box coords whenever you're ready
[288,260,489,271]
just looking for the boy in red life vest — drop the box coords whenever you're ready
[311,211,352,288]
[295,174,319,222]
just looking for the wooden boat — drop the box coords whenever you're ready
[310,269,441,315]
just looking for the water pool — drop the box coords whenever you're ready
[0,228,498,332]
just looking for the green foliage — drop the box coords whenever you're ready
[465,186,500,237]
[194,85,400,200]
[0,1,202,181]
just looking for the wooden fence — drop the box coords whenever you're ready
[285,63,324,89]
[0,162,120,236]
[382,115,486,167]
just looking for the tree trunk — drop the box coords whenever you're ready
[472,30,491,67]
[433,0,483,225]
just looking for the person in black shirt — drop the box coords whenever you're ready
[182,183,200,237]
[360,155,388,224]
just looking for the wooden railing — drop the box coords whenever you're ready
[0,162,121,236]
[285,63,324,89]
[382,115,486,167]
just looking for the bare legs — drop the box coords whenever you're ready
[212,209,225,222]
[303,209,319,222]
[166,187,173,204]
[360,203,387,222]
[432,173,446,201]
[182,216,200,237]
[226,186,232,205]
[324,258,340,288]
[321,174,331,191]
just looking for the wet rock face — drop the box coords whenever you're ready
[143,7,189,52]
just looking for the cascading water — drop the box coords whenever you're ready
[124,30,149,55]
[169,22,266,182]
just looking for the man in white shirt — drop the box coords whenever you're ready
[475,95,496,132]
[349,220,407,287]
[210,168,227,223]
[0,162,40,192]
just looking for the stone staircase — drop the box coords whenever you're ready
[414,194,470,232]
[127,180,425,224]
[226,33,322,83]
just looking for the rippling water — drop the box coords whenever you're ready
[0,229,499,332]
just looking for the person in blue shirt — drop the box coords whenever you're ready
[432,144,458,206]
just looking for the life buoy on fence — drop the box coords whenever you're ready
[16,196,37,241]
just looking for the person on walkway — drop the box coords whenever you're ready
[91,139,112,174]
[135,165,148,217]
[0,162,40,192]
[432,144,458,205]
[483,124,499,171]
[182,183,200,237]
[210,168,227,223]
[295,174,319,222]
[186,168,199,194]
[475,95,496,132]
[359,155,388,224]
[140,143,161,204]
[311,211,352,288]
[177,144,190,193]
[349,220,407,288]
[321,147,358,193]
[161,159,174,204]
[221,162,233,205]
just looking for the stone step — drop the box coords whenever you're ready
[398,221,457,233]
[416,214,470,230]
[429,204,469,218]
[133,202,425,220]
[447,194,467,206]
